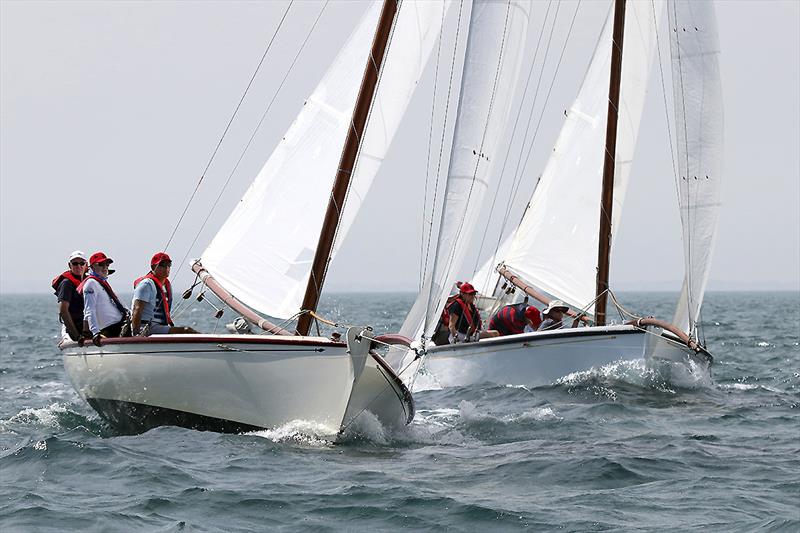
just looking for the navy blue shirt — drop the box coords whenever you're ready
[57,278,84,331]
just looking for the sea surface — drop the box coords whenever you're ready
[1,291,798,531]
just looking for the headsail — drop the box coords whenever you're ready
[500,1,660,315]
[669,0,724,335]
[400,0,531,343]
[200,1,450,319]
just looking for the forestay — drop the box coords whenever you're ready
[201,1,449,319]
[500,1,660,316]
[668,0,723,335]
[400,0,531,345]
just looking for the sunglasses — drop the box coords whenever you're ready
[70,261,86,266]
[156,262,172,268]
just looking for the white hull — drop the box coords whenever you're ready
[61,332,413,438]
[423,325,712,388]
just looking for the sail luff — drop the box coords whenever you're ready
[296,0,399,336]
[668,0,724,335]
[594,0,627,326]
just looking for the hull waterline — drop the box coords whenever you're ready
[61,332,413,438]
[422,325,712,388]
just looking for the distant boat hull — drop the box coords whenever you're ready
[61,333,413,438]
[422,325,712,388]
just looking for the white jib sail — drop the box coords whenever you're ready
[201,1,449,319]
[399,0,531,345]
[668,0,723,335]
[501,1,660,316]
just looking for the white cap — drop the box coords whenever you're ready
[68,250,86,262]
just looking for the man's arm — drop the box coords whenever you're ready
[83,282,100,335]
[131,300,146,335]
[448,312,459,340]
[58,301,80,341]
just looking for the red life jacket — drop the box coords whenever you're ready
[51,271,83,295]
[78,274,127,316]
[448,296,481,334]
[134,273,173,326]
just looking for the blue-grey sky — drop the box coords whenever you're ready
[1,0,798,294]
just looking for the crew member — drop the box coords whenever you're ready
[447,282,498,343]
[488,302,542,336]
[51,250,88,342]
[79,252,128,345]
[131,252,197,335]
[538,300,571,331]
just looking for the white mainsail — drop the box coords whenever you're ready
[399,0,531,343]
[669,0,724,335]
[500,1,660,316]
[201,1,449,319]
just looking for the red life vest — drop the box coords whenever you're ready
[78,274,127,316]
[51,271,83,295]
[448,296,481,335]
[134,273,173,326]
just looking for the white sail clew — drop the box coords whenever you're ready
[201,1,450,319]
[501,1,660,315]
[400,0,531,344]
[668,0,723,335]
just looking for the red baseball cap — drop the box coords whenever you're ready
[89,252,113,265]
[459,282,477,294]
[525,306,542,328]
[150,252,172,268]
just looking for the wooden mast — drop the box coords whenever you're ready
[594,0,626,326]
[296,0,398,336]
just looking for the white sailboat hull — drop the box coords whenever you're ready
[61,334,413,437]
[423,325,712,388]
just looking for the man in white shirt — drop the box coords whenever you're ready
[80,252,129,346]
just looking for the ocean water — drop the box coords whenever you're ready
[1,291,798,531]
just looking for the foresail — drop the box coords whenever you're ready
[501,1,660,315]
[669,0,723,335]
[400,0,531,344]
[333,0,453,260]
[201,1,449,319]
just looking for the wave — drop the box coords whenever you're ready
[0,402,105,436]
[246,420,338,447]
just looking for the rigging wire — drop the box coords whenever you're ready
[504,0,581,228]
[419,1,466,299]
[469,0,554,283]
[419,1,448,291]
[171,1,330,287]
[480,1,582,286]
[653,1,698,339]
[163,0,295,253]
[423,0,513,339]
[671,0,696,332]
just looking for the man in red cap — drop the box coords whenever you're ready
[78,252,129,345]
[131,252,197,336]
[445,282,497,343]
[488,301,542,337]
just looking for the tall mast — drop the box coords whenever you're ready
[296,0,398,336]
[594,0,626,326]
